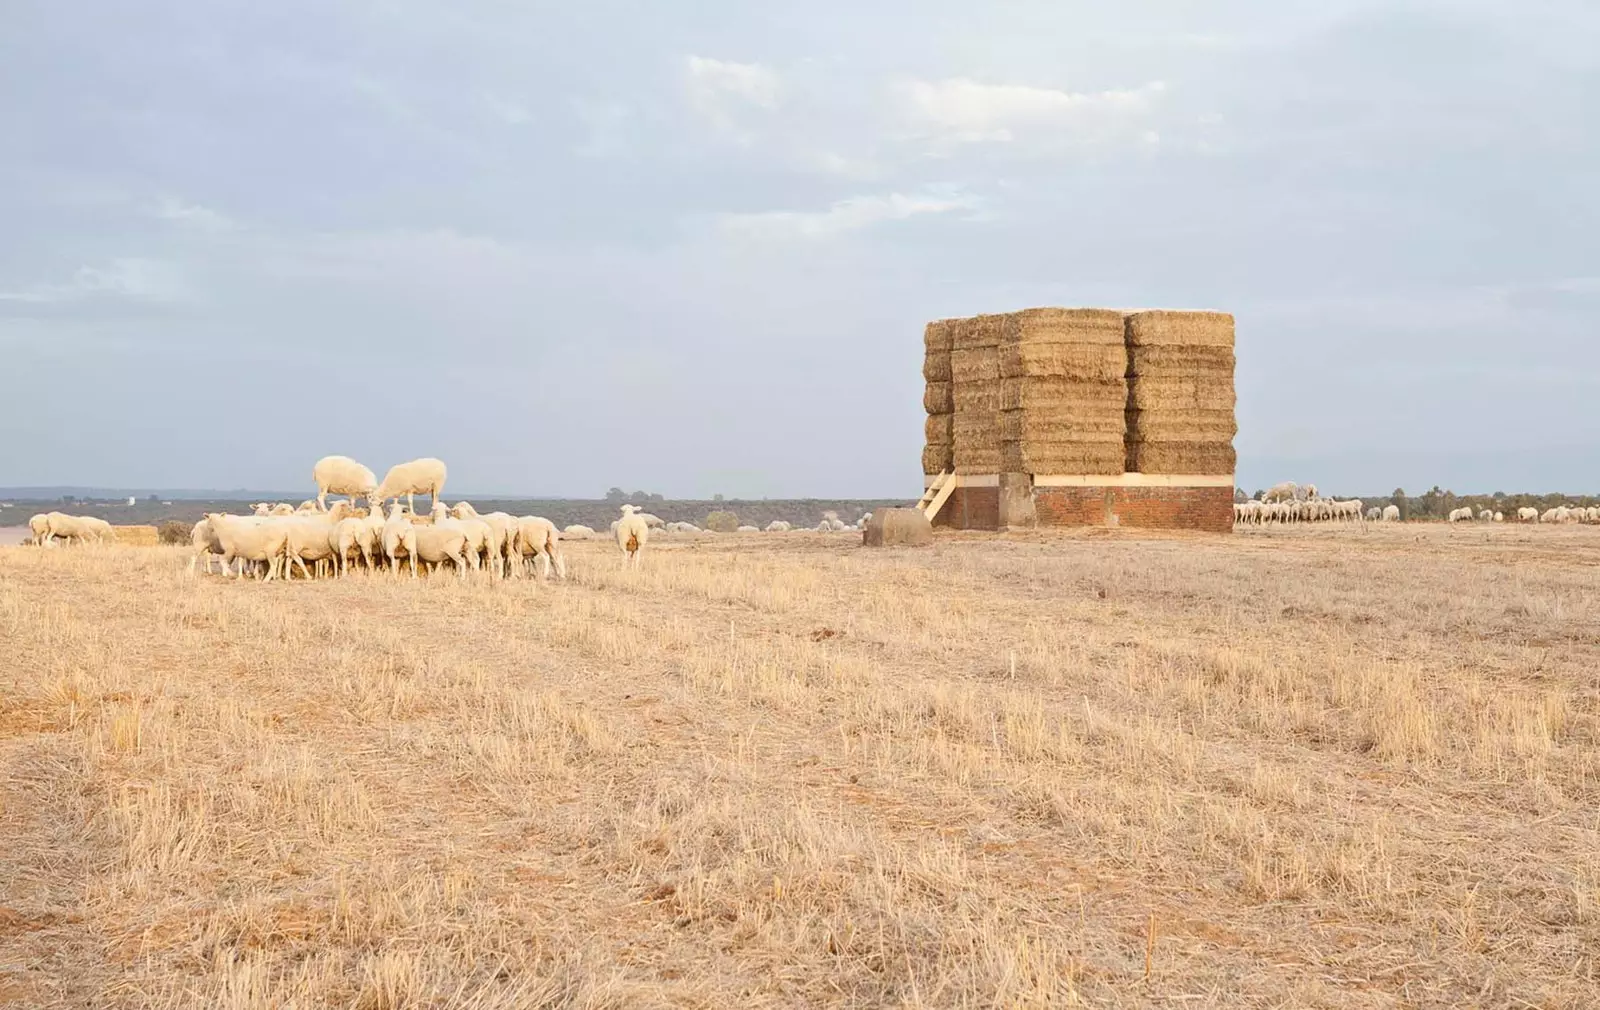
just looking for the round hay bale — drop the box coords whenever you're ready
[923,348,951,382]
[1003,308,1126,346]
[922,443,954,474]
[923,381,953,415]
[1124,310,1235,348]
[925,414,953,444]
[1001,341,1126,381]
[862,507,933,547]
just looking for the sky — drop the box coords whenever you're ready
[3,0,1598,497]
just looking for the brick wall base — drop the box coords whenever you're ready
[934,485,1000,530]
[1033,485,1233,533]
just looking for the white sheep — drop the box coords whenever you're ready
[313,455,379,511]
[206,513,291,581]
[563,524,596,539]
[736,525,759,533]
[28,513,50,544]
[615,504,649,569]
[450,502,517,577]
[765,520,792,532]
[411,515,469,579]
[330,515,376,576]
[189,518,225,575]
[431,502,488,574]
[1261,482,1298,504]
[1382,505,1400,522]
[374,458,448,514]
[513,516,567,580]
[1517,507,1539,522]
[1365,507,1382,521]
[282,501,355,579]
[1477,509,1493,522]
[382,503,419,578]
[1493,512,1504,522]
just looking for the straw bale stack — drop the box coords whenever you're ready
[994,308,1127,476]
[1124,311,1236,474]
[949,317,1003,474]
[923,320,956,473]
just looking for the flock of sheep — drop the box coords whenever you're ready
[1234,480,1600,526]
[26,455,874,581]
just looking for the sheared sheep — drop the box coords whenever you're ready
[206,513,290,581]
[382,503,419,578]
[615,504,649,569]
[374,458,448,514]
[412,513,469,579]
[431,502,487,573]
[28,513,49,544]
[313,455,379,511]
[514,517,567,580]
[1517,507,1539,522]
[282,501,354,579]
[331,515,376,576]
[451,502,517,578]
[189,518,225,575]
[1262,482,1298,504]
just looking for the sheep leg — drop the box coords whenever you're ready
[553,548,567,580]
[291,554,312,580]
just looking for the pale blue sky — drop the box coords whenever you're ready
[4,1,1598,496]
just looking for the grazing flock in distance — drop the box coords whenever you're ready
[24,455,876,581]
[1235,480,1600,526]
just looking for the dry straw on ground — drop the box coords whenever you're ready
[110,525,158,546]
[4,526,1595,1008]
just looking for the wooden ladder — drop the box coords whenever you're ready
[917,471,958,524]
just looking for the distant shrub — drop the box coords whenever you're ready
[157,521,193,545]
[704,510,740,533]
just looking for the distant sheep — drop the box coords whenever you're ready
[1382,505,1401,522]
[1518,507,1539,522]
[563,524,596,539]
[765,520,792,532]
[615,504,649,569]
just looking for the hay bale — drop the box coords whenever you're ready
[950,314,1004,350]
[1125,408,1237,441]
[922,443,953,474]
[112,525,159,546]
[923,349,951,382]
[1125,440,1237,474]
[925,414,952,444]
[1125,376,1237,413]
[924,381,953,415]
[1000,377,1126,413]
[924,319,958,352]
[1124,310,1235,348]
[953,379,1002,413]
[1000,409,1123,442]
[950,347,1000,384]
[1004,308,1126,346]
[1002,441,1125,475]
[862,507,934,547]
[1001,341,1126,382]
[1126,344,1235,375]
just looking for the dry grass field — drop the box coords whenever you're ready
[2,525,1597,1008]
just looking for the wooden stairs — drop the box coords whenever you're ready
[917,471,957,524]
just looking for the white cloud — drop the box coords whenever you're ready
[0,258,193,305]
[154,197,233,231]
[891,77,1167,145]
[686,56,781,110]
[719,191,977,240]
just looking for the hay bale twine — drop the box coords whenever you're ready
[862,507,933,547]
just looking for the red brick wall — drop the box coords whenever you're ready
[934,485,1000,530]
[1033,485,1233,533]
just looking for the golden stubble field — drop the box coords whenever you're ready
[1,524,1596,1008]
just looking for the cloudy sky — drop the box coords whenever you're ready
[4,1,1598,497]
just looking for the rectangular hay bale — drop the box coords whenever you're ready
[1124,440,1237,475]
[1000,408,1124,442]
[1125,376,1236,413]
[1000,376,1127,413]
[950,313,1005,350]
[1000,341,1126,382]
[924,319,958,353]
[1124,408,1237,442]
[1002,440,1126,475]
[925,414,952,444]
[953,379,1003,413]
[950,346,1001,383]
[1124,310,1235,348]
[922,443,953,474]
[1003,307,1126,347]
[923,349,952,382]
[923,381,953,415]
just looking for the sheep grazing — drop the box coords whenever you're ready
[206,513,290,581]
[451,502,517,578]
[28,513,50,544]
[282,501,355,579]
[411,514,469,579]
[615,504,649,569]
[765,520,792,532]
[1261,482,1298,504]
[1494,512,1505,523]
[382,503,419,578]
[1446,507,1472,523]
[1477,509,1493,522]
[563,524,596,540]
[430,502,487,573]
[1517,507,1538,522]
[313,455,379,511]
[189,518,225,575]
[1382,505,1401,522]
[514,517,567,580]
[374,457,448,514]
[330,515,376,576]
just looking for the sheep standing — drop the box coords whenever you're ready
[1382,505,1401,522]
[28,513,50,544]
[282,502,355,579]
[330,515,376,576]
[451,502,518,578]
[206,514,290,581]
[432,502,489,574]
[1262,482,1298,504]
[373,458,448,514]
[514,517,567,580]
[615,504,649,569]
[382,503,419,578]
[190,518,225,575]
[313,455,379,511]
[1517,507,1538,522]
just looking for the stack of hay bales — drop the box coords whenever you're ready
[950,315,1005,474]
[999,308,1127,475]
[1123,311,1237,474]
[922,320,954,474]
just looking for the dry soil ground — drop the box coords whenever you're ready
[1,525,1596,1008]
